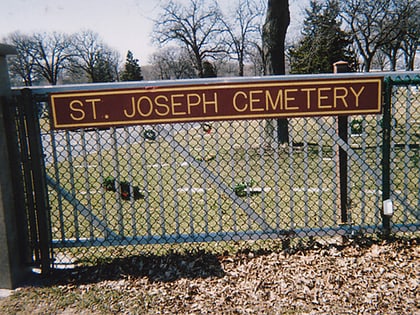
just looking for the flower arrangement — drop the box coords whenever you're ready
[202,123,212,134]
[102,176,145,200]
[233,179,261,197]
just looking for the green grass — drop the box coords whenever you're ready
[43,114,418,252]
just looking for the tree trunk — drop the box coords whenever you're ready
[263,0,289,75]
[262,0,290,145]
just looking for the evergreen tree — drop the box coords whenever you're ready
[289,0,355,74]
[92,58,117,82]
[120,50,143,81]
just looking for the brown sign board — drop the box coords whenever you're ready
[49,77,382,129]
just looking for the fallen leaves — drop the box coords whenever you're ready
[0,237,419,314]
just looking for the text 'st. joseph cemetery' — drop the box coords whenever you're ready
[49,76,382,129]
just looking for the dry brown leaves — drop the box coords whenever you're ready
[1,237,419,314]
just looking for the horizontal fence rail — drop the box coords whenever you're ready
[12,72,419,266]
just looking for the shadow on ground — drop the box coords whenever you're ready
[26,234,419,288]
[31,250,225,287]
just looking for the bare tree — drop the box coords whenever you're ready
[4,32,40,86]
[247,10,267,77]
[372,50,391,71]
[10,32,71,85]
[70,30,120,83]
[378,0,419,71]
[340,0,410,72]
[247,43,266,76]
[380,36,404,71]
[153,0,225,78]
[400,0,420,70]
[31,32,74,85]
[221,0,265,76]
[402,32,420,71]
[5,30,121,85]
[149,47,196,80]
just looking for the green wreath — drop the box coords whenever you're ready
[143,129,157,141]
[350,119,363,135]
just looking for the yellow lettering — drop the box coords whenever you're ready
[186,93,201,114]
[265,90,283,111]
[124,97,136,118]
[85,98,100,120]
[333,87,349,108]
[69,100,85,121]
[233,91,248,112]
[155,95,170,116]
[301,88,316,109]
[249,90,264,112]
[350,86,365,107]
[317,87,332,109]
[202,92,218,114]
[284,89,299,110]
[171,94,186,115]
[137,96,153,117]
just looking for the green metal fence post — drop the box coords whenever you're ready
[334,61,350,225]
[21,88,52,274]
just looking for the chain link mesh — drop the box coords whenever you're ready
[25,76,418,265]
[389,82,419,230]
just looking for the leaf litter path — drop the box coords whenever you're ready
[0,237,419,314]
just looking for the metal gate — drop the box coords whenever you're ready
[11,72,419,270]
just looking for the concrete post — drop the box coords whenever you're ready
[0,43,28,289]
[333,60,350,74]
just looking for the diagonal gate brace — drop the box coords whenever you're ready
[46,174,119,239]
[321,118,420,222]
[159,126,271,231]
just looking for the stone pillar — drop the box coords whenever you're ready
[0,43,28,289]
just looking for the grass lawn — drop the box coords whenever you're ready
[39,112,418,264]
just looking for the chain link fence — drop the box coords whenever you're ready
[13,74,419,267]
[386,76,419,231]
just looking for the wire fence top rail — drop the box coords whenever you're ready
[13,71,420,96]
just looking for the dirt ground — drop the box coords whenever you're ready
[0,236,419,314]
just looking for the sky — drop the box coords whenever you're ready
[0,0,309,65]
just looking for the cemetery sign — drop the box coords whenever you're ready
[49,76,382,129]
